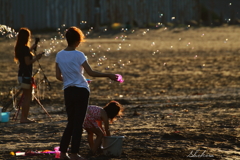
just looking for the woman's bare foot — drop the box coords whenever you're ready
[70,153,86,160]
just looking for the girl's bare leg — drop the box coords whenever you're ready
[20,88,34,123]
[87,127,104,154]
[85,129,94,151]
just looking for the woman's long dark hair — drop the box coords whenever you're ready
[14,28,31,62]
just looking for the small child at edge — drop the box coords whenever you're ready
[83,101,124,155]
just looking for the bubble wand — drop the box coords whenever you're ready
[116,74,124,83]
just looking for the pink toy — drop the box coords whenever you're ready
[54,146,60,159]
[116,74,124,83]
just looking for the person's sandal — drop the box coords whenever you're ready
[70,154,86,160]
[60,153,70,160]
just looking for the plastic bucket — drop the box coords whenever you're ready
[0,107,2,122]
[101,136,124,156]
[1,112,10,122]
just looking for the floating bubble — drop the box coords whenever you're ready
[80,21,87,24]
[117,46,122,50]
[156,22,162,27]
[107,48,110,51]
[119,63,124,69]
[44,49,51,56]
[151,42,155,46]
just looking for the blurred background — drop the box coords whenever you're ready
[1,0,240,31]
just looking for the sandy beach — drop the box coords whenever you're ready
[0,26,240,159]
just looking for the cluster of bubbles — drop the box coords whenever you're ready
[0,24,17,38]
[83,23,136,70]
[36,24,67,56]
[0,24,66,57]
[2,11,233,72]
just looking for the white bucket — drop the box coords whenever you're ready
[0,107,2,122]
[101,136,124,156]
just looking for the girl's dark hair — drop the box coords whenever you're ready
[103,101,124,123]
[14,27,31,62]
[65,26,85,46]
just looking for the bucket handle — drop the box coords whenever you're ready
[101,138,120,150]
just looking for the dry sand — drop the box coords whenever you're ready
[0,26,240,159]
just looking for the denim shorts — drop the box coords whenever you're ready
[18,76,31,84]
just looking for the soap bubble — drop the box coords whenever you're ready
[151,42,155,46]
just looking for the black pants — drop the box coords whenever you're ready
[60,87,89,153]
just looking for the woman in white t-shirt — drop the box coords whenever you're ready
[55,26,117,160]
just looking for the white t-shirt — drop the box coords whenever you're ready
[56,50,89,91]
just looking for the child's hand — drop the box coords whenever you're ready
[108,74,118,81]
[36,53,43,60]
